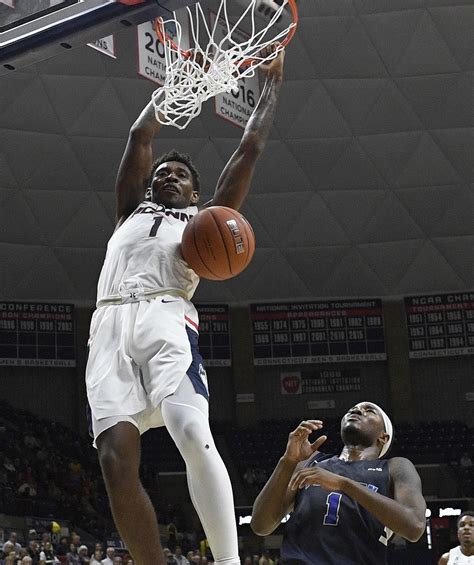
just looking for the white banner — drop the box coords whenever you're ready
[87,35,116,59]
[280,372,302,395]
[137,15,190,85]
[236,393,255,403]
[210,12,261,129]
[307,399,336,410]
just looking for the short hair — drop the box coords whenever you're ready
[149,149,201,193]
[457,510,474,527]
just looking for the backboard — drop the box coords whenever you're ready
[0,0,196,75]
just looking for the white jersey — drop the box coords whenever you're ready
[447,547,474,564]
[96,201,199,304]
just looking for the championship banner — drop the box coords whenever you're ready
[405,292,474,359]
[0,302,75,367]
[251,300,386,365]
[301,368,361,393]
[210,12,261,129]
[280,369,361,394]
[195,304,231,367]
[137,14,190,85]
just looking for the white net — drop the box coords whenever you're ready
[152,0,296,129]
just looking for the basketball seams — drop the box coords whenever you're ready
[192,215,220,280]
[209,208,234,276]
[242,217,255,268]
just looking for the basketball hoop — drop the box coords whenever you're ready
[151,0,298,129]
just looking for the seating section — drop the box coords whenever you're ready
[1,396,473,542]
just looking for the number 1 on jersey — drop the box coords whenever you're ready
[149,216,163,237]
[323,492,342,526]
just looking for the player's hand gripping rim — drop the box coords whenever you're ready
[283,420,327,465]
[251,43,285,78]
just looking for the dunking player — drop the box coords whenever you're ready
[438,511,474,564]
[85,46,285,565]
[251,402,426,564]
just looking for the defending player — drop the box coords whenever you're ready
[86,46,285,565]
[251,402,426,564]
[438,511,474,564]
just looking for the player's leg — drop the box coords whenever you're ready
[96,421,165,565]
[161,377,239,565]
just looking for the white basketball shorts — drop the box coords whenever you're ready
[85,294,208,441]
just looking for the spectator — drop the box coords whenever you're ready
[173,546,189,565]
[22,558,33,565]
[39,541,58,564]
[27,541,40,565]
[40,533,51,550]
[2,533,21,554]
[78,546,90,564]
[90,550,103,564]
[66,544,80,565]
[163,549,177,564]
[2,542,15,559]
[55,538,69,557]
[101,548,115,565]
[70,534,81,549]
[112,558,122,565]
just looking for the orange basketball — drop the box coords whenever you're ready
[181,206,255,280]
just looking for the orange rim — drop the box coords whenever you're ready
[153,0,298,64]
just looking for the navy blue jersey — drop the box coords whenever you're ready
[281,453,393,565]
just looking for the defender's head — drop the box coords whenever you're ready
[149,149,200,209]
[341,402,393,457]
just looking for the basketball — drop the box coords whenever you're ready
[181,206,255,280]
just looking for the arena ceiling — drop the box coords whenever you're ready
[0,0,472,306]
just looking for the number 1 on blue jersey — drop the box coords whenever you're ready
[323,492,342,526]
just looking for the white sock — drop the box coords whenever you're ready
[161,378,240,565]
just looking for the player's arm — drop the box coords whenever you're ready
[438,553,449,565]
[251,420,327,536]
[290,456,426,542]
[115,93,165,224]
[209,46,284,211]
